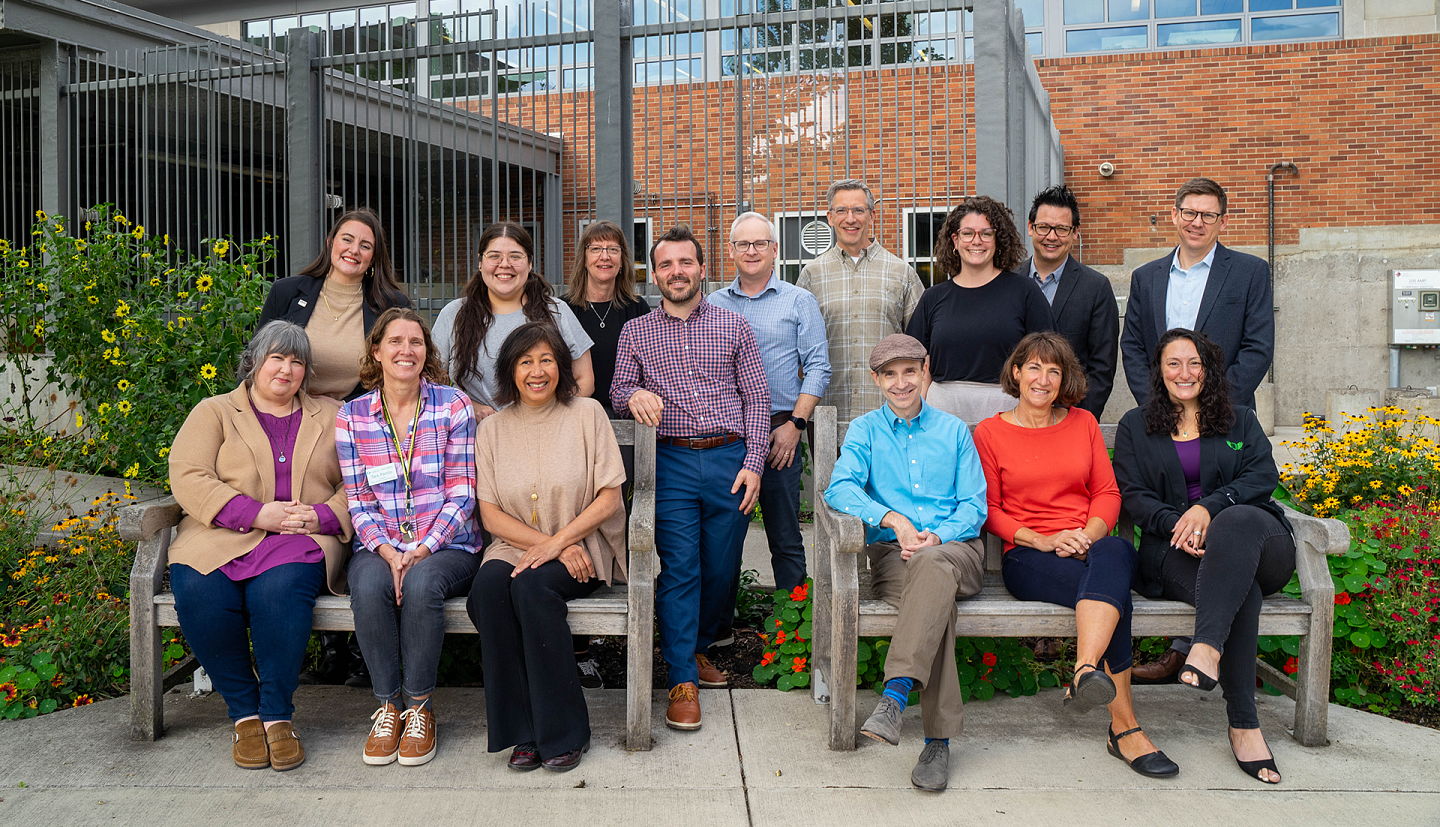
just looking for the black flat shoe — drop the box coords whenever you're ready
[1064,664,1116,713]
[1107,726,1179,778]
[1178,664,1218,692]
[1232,731,1281,784]
[542,740,590,772]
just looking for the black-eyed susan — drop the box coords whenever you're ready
[200,363,217,380]
[116,379,131,392]
[116,400,132,415]
[196,275,214,292]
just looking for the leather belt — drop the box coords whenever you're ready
[769,410,793,429]
[657,433,743,450]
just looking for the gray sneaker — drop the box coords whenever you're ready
[910,740,950,792]
[860,696,904,745]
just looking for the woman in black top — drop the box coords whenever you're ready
[560,219,649,688]
[906,196,1052,425]
[1113,328,1294,785]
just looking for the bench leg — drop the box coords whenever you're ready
[129,597,163,741]
[626,581,654,751]
[829,547,860,751]
[811,526,834,705]
[1293,630,1330,746]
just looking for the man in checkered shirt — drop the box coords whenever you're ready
[611,224,770,733]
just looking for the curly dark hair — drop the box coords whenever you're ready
[998,331,1088,408]
[359,307,451,390]
[934,196,1025,278]
[1142,328,1234,437]
[493,321,579,408]
[451,222,555,393]
[297,208,408,314]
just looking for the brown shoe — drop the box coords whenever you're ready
[1132,648,1185,685]
[666,682,702,730]
[695,654,728,688]
[233,719,269,769]
[397,705,437,766]
[363,703,401,766]
[266,721,305,771]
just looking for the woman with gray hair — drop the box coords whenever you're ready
[167,320,354,772]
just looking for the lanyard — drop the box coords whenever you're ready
[380,386,425,540]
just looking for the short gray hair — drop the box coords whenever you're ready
[825,179,876,211]
[729,211,777,242]
[239,320,313,393]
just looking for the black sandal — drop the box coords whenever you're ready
[1232,731,1281,784]
[1178,664,1218,692]
[1107,726,1179,778]
[1064,664,1116,713]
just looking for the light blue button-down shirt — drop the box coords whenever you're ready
[1164,244,1217,332]
[709,272,832,413]
[824,401,987,546]
[1029,259,1061,305]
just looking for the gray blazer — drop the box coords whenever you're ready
[1119,243,1274,409]
[1015,256,1119,418]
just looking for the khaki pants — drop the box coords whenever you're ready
[867,538,986,739]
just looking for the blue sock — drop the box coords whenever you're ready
[883,677,914,710]
[925,738,949,746]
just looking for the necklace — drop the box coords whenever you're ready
[1015,407,1056,429]
[321,282,359,322]
[251,394,297,463]
[590,300,613,329]
[1178,410,1196,437]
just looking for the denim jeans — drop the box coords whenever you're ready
[1002,536,1139,673]
[348,547,482,704]
[654,439,750,687]
[170,561,326,722]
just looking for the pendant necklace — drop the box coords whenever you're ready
[251,393,297,463]
[321,282,358,322]
[591,300,613,329]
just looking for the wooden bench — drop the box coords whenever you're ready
[807,406,1350,750]
[124,420,658,750]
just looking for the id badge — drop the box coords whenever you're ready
[365,462,399,487]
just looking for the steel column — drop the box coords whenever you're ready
[285,29,324,276]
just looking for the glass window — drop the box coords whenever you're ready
[243,21,271,49]
[1017,0,1045,26]
[1066,25,1148,51]
[331,10,359,55]
[914,12,958,35]
[1109,0,1150,22]
[562,67,593,88]
[1158,18,1241,45]
[1155,0,1197,17]
[904,210,950,287]
[1200,0,1242,13]
[1251,11,1338,39]
[1296,0,1339,7]
[1249,0,1292,11]
[1064,0,1105,25]
[1026,31,1044,54]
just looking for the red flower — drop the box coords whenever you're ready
[792,656,808,673]
[1335,593,1351,605]
[72,694,93,707]
[790,583,810,602]
[771,617,783,630]
[981,652,998,667]
[50,674,64,688]
[0,682,16,702]
[775,630,787,645]
[0,632,20,648]
[760,652,777,666]
[52,593,70,605]
[1283,657,1299,675]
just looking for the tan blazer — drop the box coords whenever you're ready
[168,384,354,595]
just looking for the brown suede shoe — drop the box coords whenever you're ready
[397,705,437,766]
[266,721,305,771]
[233,719,269,770]
[666,682,702,730]
[695,654,729,688]
[1132,648,1185,685]
[363,703,401,766]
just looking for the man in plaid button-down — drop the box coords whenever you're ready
[611,225,770,732]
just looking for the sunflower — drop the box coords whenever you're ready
[196,275,214,292]
[117,400,132,415]
[200,363,217,380]
[101,328,116,343]
[117,379,131,392]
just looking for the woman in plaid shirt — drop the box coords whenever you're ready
[336,308,481,768]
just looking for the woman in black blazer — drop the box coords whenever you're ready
[258,208,411,402]
[1113,328,1293,785]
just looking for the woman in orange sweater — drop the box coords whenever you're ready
[974,331,1176,779]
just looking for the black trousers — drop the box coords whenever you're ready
[467,558,599,757]
[1159,505,1295,729]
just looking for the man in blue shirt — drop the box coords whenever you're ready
[710,212,832,616]
[824,334,987,793]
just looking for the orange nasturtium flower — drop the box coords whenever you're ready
[760,652,777,667]
[791,656,808,673]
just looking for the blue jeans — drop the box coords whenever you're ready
[757,452,807,591]
[348,548,482,704]
[654,439,750,687]
[170,561,325,722]
[1001,536,1138,673]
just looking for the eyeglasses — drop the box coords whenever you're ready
[829,206,871,218]
[482,252,528,265]
[729,239,774,252]
[956,229,996,242]
[586,245,622,256]
[1177,208,1224,225]
[1031,223,1074,238]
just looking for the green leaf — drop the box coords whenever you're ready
[857,641,872,662]
[1342,572,1368,592]
[35,664,57,682]
[791,672,811,688]
[38,699,57,714]
[797,621,813,640]
[1349,631,1371,649]
[992,674,1011,691]
[30,652,52,666]
[802,605,812,621]
[781,608,802,625]
[1037,671,1058,688]
[958,664,977,684]
[1280,637,1300,656]
[971,681,995,701]
[1258,636,1280,653]
[752,664,776,684]
[1367,559,1387,573]
[1333,620,1351,637]
[776,674,795,692]
[16,673,39,691]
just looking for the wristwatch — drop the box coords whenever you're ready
[789,415,808,431]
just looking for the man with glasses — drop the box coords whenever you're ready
[1012,185,1119,418]
[1119,177,1275,686]
[797,180,926,430]
[710,212,832,639]
[1120,177,1274,410]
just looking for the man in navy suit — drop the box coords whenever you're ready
[1013,186,1119,418]
[1121,177,1276,684]
[1119,177,1274,410]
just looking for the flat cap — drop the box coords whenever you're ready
[868,333,927,371]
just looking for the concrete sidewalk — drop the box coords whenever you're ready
[1,683,1436,826]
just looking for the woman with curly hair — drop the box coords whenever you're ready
[905,195,1052,425]
[1112,328,1294,785]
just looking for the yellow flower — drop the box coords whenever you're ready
[36,283,47,292]
[140,252,152,259]
[158,446,170,458]
[35,209,48,220]
[149,277,160,287]
[32,321,43,337]
[177,291,189,299]
[1369,480,1383,489]
[114,214,129,226]
[163,234,170,246]
[75,239,87,250]
[88,295,98,304]
[75,413,84,429]
[1399,485,1414,497]
[196,275,214,292]
[123,463,139,479]
[117,379,131,392]
[98,403,111,415]
[101,328,116,343]
[17,259,28,268]
[117,400,132,415]
[132,225,145,239]
[213,240,230,257]
[115,300,130,317]
[200,363,217,380]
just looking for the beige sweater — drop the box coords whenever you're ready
[305,279,366,401]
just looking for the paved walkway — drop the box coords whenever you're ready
[0,683,1436,826]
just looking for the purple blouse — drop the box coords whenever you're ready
[1174,438,1203,504]
[215,408,339,581]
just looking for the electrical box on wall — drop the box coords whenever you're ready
[1391,270,1440,346]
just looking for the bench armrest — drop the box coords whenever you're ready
[122,497,182,585]
[1281,501,1349,608]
